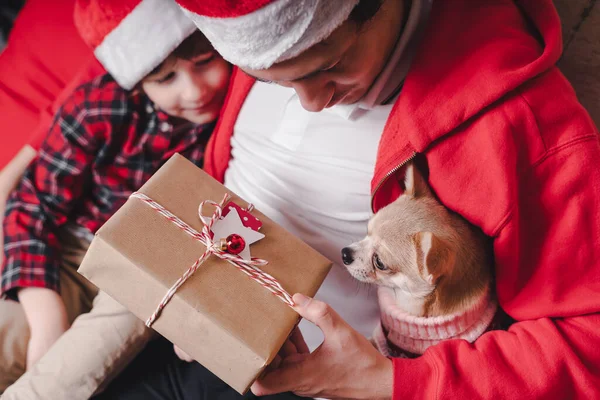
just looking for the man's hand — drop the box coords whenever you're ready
[251,293,393,400]
[18,287,69,369]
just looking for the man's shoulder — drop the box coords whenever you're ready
[471,66,599,170]
[513,68,598,152]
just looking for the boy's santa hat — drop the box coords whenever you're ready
[74,0,197,89]
[176,0,359,70]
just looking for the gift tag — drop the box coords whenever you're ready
[212,207,265,261]
[221,202,262,231]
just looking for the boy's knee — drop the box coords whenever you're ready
[74,291,154,339]
[0,300,30,392]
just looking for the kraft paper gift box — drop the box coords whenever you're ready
[78,154,332,394]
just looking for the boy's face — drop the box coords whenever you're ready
[240,0,406,112]
[142,51,231,124]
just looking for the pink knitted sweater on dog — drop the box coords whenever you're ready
[373,287,498,357]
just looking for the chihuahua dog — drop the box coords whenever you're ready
[342,163,498,357]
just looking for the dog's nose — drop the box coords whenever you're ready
[341,247,355,265]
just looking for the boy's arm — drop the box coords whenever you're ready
[0,146,37,200]
[1,91,100,301]
[1,58,105,268]
[392,137,600,399]
[18,287,70,368]
[0,145,37,265]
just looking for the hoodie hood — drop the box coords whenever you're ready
[371,0,563,210]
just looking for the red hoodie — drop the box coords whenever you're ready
[205,0,600,398]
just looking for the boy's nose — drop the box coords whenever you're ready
[341,247,355,265]
[183,81,203,103]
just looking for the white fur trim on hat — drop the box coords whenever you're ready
[94,0,197,89]
[181,0,359,70]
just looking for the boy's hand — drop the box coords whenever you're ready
[0,198,5,265]
[18,287,70,369]
[173,345,194,362]
[0,145,38,265]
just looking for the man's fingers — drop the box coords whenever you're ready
[281,352,308,366]
[281,338,298,357]
[292,293,342,336]
[289,326,309,354]
[251,358,308,396]
[269,354,282,370]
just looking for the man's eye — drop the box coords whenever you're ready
[321,60,339,72]
[257,78,275,84]
[373,254,387,271]
[157,72,176,84]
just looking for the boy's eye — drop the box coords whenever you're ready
[157,72,176,84]
[194,54,215,67]
[373,254,388,271]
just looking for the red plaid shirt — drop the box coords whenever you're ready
[2,74,213,299]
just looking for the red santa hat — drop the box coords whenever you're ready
[176,0,359,70]
[74,0,197,89]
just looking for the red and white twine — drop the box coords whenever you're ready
[130,192,294,328]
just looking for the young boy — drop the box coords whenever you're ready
[0,0,231,397]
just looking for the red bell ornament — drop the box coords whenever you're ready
[225,234,246,255]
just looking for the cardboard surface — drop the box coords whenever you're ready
[79,154,332,393]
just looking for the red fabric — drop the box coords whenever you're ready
[203,67,253,181]
[28,58,105,150]
[74,0,141,48]
[0,0,96,169]
[205,0,600,397]
[176,0,274,18]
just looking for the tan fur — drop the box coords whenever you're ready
[343,163,493,317]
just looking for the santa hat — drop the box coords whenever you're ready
[176,0,359,70]
[74,0,197,89]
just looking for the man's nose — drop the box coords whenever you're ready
[291,80,335,112]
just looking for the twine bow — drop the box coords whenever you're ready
[130,192,294,328]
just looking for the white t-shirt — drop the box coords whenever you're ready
[224,82,394,349]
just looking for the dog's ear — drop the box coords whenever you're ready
[414,232,454,285]
[404,163,432,198]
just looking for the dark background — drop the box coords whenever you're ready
[0,0,25,51]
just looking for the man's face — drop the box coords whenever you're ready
[242,0,405,112]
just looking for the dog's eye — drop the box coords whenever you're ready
[372,254,388,271]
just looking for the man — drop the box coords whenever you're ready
[104,0,600,398]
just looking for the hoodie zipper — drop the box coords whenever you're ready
[370,151,417,211]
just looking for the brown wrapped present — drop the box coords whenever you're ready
[78,154,332,394]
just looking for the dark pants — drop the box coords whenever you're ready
[94,338,304,400]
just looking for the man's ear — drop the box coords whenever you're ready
[404,163,432,198]
[414,232,454,285]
